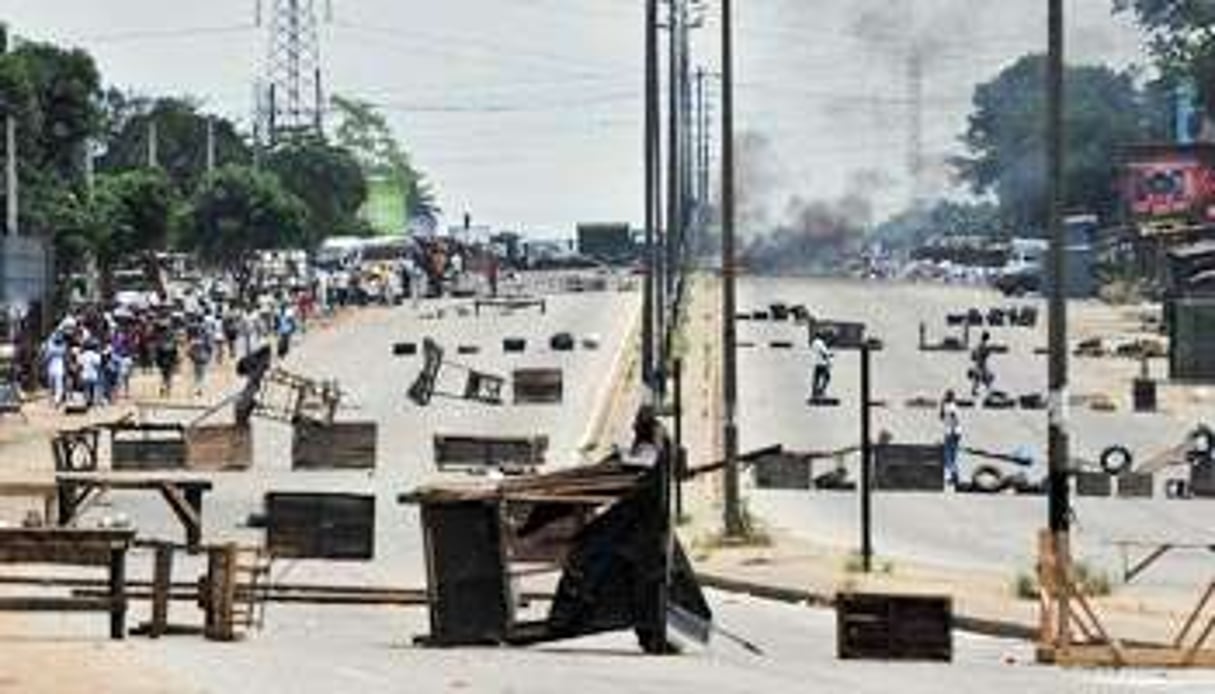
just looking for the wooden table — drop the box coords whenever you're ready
[56,474,213,550]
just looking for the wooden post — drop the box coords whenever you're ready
[149,542,173,638]
[108,544,127,639]
[204,543,237,641]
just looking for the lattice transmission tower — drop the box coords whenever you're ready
[257,0,327,143]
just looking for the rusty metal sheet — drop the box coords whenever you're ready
[265,493,375,560]
[291,421,377,470]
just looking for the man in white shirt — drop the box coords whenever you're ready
[809,331,833,401]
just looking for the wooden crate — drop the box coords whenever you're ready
[185,424,252,471]
[291,421,377,470]
[434,435,548,472]
[110,424,187,471]
[512,368,564,404]
[1075,471,1112,497]
[265,493,375,560]
[752,452,812,489]
[1116,472,1154,498]
[837,592,952,661]
[873,444,944,492]
[419,498,513,645]
[1191,461,1215,498]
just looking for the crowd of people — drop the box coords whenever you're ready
[37,292,305,411]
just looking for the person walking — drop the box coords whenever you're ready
[78,341,103,408]
[969,331,995,397]
[808,331,833,401]
[155,328,179,398]
[940,389,962,487]
[44,335,68,407]
[187,328,211,397]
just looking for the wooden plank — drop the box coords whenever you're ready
[1048,644,1215,668]
[434,434,548,468]
[265,493,376,560]
[185,424,252,471]
[0,596,115,611]
[291,421,377,470]
[512,369,563,404]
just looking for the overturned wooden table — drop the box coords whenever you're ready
[56,473,213,550]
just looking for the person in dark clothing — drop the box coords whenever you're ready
[969,331,994,396]
[154,329,179,397]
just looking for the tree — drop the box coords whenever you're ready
[182,165,308,267]
[85,169,179,298]
[0,39,102,241]
[8,40,100,182]
[954,54,1169,231]
[264,135,367,247]
[1114,1,1215,118]
[331,94,440,230]
[98,96,250,195]
[871,200,1003,249]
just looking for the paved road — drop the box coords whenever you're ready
[734,278,1214,585]
[9,276,1215,691]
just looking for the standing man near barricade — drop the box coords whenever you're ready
[808,330,833,402]
[940,389,962,488]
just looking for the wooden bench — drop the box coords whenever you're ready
[56,474,213,550]
[0,527,135,639]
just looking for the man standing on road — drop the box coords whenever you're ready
[969,331,995,397]
[940,389,962,487]
[808,331,833,401]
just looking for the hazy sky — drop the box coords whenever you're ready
[2,0,1149,235]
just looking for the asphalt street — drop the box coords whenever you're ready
[735,278,1213,586]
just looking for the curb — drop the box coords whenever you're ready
[696,571,1037,642]
[578,300,642,458]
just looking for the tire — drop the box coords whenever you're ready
[971,465,1007,494]
[1099,445,1133,476]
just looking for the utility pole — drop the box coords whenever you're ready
[4,114,15,237]
[643,0,658,392]
[205,115,217,174]
[720,0,744,538]
[1045,0,1072,653]
[3,23,16,237]
[665,0,683,378]
[147,118,159,168]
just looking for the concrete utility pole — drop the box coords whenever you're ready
[1046,0,1069,539]
[4,112,15,237]
[665,0,683,371]
[147,118,159,168]
[720,0,744,538]
[3,24,15,237]
[206,115,217,174]
[1045,0,1073,650]
[643,0,658,392]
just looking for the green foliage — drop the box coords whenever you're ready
[331,94,440,228]
[182,165,308,267]
[8,40,101,182]
[1115,0,1215,118]
[265,135,367,247]
[88,169,179,267]
[98,95,250,195]
[871,200,1003,248]
[955,54,1170,232]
